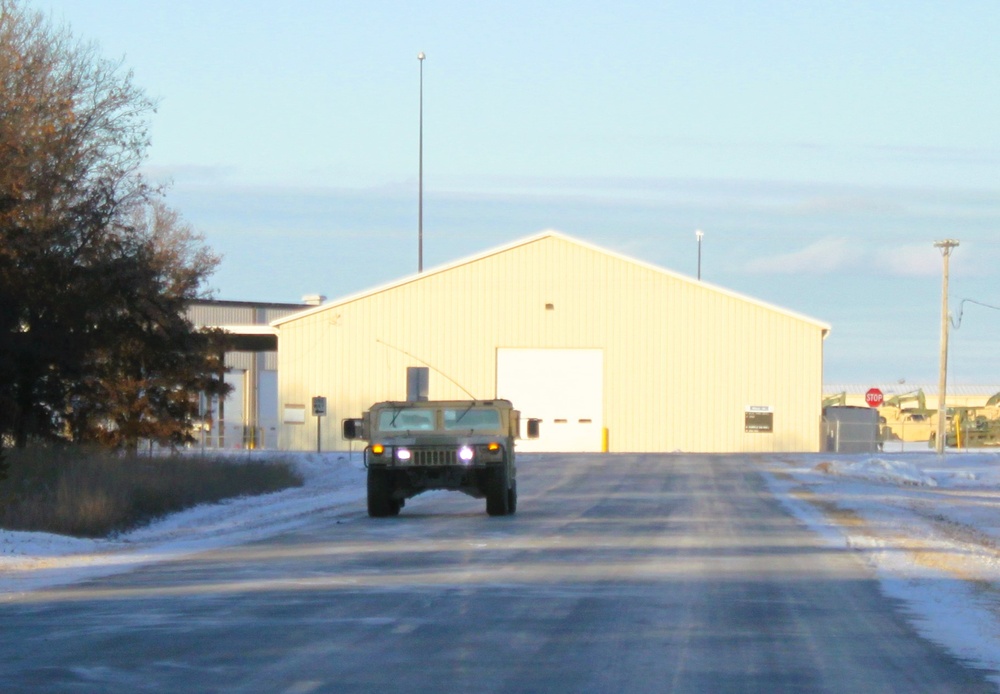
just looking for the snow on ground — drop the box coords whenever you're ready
[757,446,1000,686]
[4,446,1000,685]
[0,451,368,596]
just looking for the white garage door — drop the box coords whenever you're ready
[496,348,603,452]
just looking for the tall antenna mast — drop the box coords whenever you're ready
[417,51,425,273]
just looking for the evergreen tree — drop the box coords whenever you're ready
[67,202,230,452]
[0,1,226,450]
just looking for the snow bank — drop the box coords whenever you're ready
[760,450,1000,686]
[813,457,939,486]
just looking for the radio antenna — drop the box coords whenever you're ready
[375,339,478,400]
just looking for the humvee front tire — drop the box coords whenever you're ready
[486,466,510,516]
[367,468,397,517]
[507,479,517,514]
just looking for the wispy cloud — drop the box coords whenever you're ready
[744,238,860,274]
[875,244,943,277]
[791,195,906,216]
[141,163,239,186]
[863,144,1000,167]
[743,239,993,279]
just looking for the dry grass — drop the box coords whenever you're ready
[0,446,303,538]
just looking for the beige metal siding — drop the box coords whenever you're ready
[278,234,826,453]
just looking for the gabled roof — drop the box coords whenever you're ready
[272,230,831,335]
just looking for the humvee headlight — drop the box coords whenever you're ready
[371,444,384,456]
[487,442,500,452]
[458,445,475,463]
[396,448,412,462]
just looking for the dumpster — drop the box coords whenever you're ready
[823,406,880,453]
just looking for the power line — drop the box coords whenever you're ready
[951,298,1000,329]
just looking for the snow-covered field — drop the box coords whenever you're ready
[3,448,1000,682]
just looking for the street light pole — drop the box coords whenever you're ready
[933,239,959,454]
[417,51,425,273]
[695,229,704,280]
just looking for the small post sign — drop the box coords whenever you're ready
[312,396,327,452]
[745,405,774,433]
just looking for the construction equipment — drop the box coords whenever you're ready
[929,403,1000,449]
[823,392,847,408]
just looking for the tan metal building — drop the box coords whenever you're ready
[274,232,830,453]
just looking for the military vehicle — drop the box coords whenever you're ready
[342,399,539,517]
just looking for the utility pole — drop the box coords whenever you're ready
[933,239,959,454]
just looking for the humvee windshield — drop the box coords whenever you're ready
[377,408,435,431]
[374,406,501,433]
[443,407,500,431]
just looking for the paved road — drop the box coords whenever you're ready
[1,454,995,693]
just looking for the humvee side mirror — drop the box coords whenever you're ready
[526,418,541,439]
[342,418,365,440]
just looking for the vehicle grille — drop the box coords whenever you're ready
[411,448,458,466]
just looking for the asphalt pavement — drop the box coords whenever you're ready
[0,453,995,693]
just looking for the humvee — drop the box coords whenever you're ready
[342,399,539,517]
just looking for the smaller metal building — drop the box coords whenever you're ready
[274,232,831,453]
[187,299,313,449]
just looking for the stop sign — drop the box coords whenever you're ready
[865,388,884,408]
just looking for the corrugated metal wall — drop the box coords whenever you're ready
[277,234,827,453]
[186,301,304,447]
[188,302,303,327]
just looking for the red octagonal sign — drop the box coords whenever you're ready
[865,387,884,408]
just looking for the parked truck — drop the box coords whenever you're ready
[343,399,539,517]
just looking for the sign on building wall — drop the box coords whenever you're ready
[284,404,306,424]
[745,405,774,433]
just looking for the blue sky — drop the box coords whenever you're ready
[37,0,1000,384]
